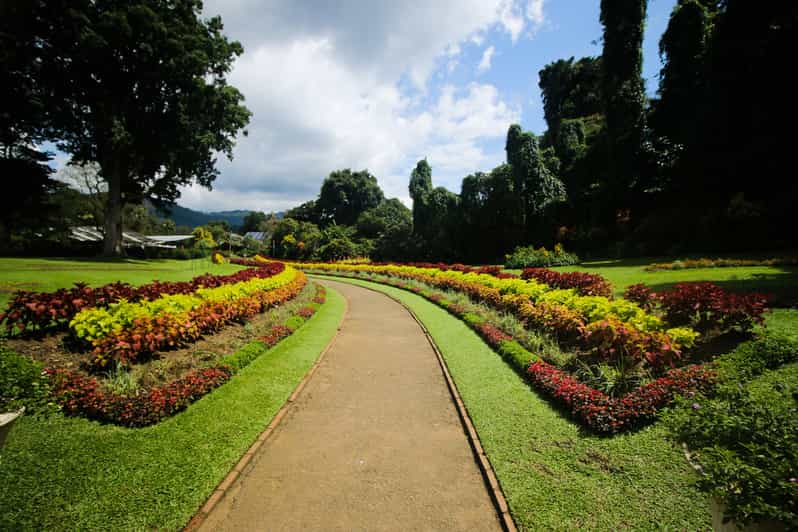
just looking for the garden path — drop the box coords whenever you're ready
[198,279,502,531]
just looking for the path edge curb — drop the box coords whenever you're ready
[183,286,350,532]
[316,276,518,532]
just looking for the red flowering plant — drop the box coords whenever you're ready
[623,283,658,311]
[46,366,232,427]
[528,361,716,433]
[657,282,768,334]
[521,268,613,298]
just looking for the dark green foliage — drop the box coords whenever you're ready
[240,211,268,234]
[0,149,65,249]
[0,343,51,413]
[538,57,603,138]
[666,365,798,528]
[460,165,523,263]
[408,159,433,203]
[317,169,384,226]
[715,335,798,383]
[356,199,411,239]
[599,0,648,217]
[505,124,567,244]
[285,200,320,225]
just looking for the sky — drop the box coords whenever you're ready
[53,0,678,214]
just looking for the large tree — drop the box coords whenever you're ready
[505,124,566,243]
[316,169,384,226]
[6,0,251,255]
[599,0,647,216]
[538,57,603,140]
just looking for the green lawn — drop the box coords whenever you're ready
[0,257,245,309]
[0,286,345,531]
[316,276,710,531]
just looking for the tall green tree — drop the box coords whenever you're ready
[285,200,320,224]
[505,124,566,244]
[6,0,251,255]
[408,158,433,233]
[599,0,647,216]
[407,159,460,260]
[240,211,267,234]
[356,199,411,239]
[316,169,384,226]
[538,57,603,140]
[653,0,716,151]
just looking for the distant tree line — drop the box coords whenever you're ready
[2,1,794,260]
[246,1,798,264]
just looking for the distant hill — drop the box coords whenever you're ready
[148,202,285,231]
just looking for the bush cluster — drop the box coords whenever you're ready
[0,343,51,413]
[504,243,579,269]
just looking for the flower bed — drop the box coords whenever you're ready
[45,284,327,427]
[72,267,305,369]
[624,282,768,335]
[306,268,723,433]
[0,262,284,335]
[291,261,698,368]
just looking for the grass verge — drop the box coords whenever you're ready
[316,275,710,531]
[0,285,345,531]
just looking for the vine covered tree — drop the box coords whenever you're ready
[505,124,566,243]
[3,0,252,255]
[599,0,647,216]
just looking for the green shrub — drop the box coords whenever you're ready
[0,343,51,413]
[504,243,579,269]
[665,365,798,528]
[716,335,798,383]
[283,316,305,331]
[497,340,538,372]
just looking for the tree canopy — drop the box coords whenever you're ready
[1,0,251,255]
[317,169,384,226]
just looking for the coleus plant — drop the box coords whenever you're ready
[0,262,285,335]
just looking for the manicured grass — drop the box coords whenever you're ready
[316,275,710,531]
[0,286,345,531]
[0,257,245,309]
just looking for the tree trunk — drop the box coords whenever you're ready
[103,168,124,256]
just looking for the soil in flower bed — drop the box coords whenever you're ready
[4,282,320,392]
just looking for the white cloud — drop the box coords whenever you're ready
[180,1,538,213]
[498,0,525,42]
[526,0,545,28]
[477,46,496,74]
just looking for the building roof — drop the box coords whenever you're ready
[147,234,195,243]
[69,227,179,248]
[244,231,268,241]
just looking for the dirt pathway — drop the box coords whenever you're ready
[198,279,502,531]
